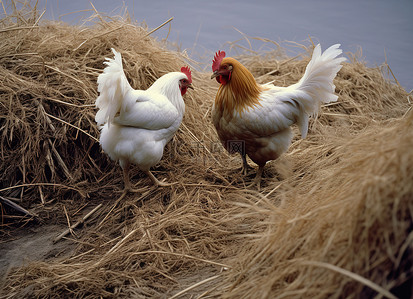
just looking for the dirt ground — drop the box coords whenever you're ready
[0,220,226,297]
[0,224,75,278]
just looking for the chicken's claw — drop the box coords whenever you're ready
[145,171,176,188]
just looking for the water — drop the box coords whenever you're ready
[15,1,413,91]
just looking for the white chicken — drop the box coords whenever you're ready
[95,49,192,193]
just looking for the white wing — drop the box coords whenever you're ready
[112,90,180,130]
[237,87,303,137]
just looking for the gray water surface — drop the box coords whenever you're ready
[21,1,413,91]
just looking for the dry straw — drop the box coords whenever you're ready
[1,1,412,298]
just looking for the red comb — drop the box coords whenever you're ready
[212,50,226,72]
[181,66,192,83]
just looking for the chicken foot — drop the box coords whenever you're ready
[118,162,175,201]
[247,163,265,190]
[144,170,176,187]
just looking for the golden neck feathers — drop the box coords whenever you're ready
[215,58,262,116]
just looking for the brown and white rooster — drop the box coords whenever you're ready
[211,44,345,188]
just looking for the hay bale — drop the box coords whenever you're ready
[1,3,412,298]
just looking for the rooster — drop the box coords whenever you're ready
[211,44,345,188]
[95,49,193,194]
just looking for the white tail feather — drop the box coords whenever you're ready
[291,44,346,138]
[294,44,346,115]
[95,49,133,126]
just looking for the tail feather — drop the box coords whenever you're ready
[293,44,346,116]
[95,48,133,126]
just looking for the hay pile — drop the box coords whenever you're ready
[1,2,412,298]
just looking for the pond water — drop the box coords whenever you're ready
[20,1,413,91]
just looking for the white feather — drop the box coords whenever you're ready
[95,48,132,127]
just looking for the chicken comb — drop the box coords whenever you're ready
[181,66,192,83]
[212,50,226,72]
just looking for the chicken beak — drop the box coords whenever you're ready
[211,71,219,79]
[188,83,194,90]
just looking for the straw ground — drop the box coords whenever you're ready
[0,2,412,298]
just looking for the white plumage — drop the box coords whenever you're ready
[95,49,192,192]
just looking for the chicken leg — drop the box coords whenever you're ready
[241,154,251,175]
[247,163,265,190]
[122,161,143,193]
